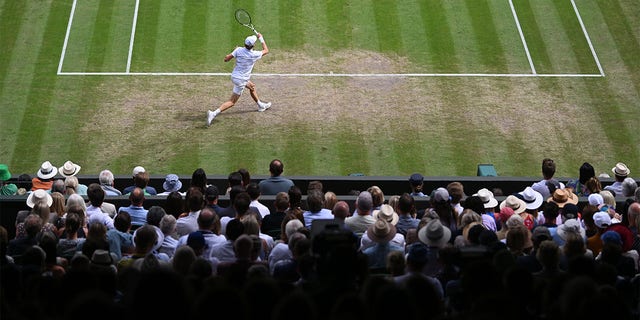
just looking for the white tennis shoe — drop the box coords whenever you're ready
[206,110,216,126]
[258,102,271,112]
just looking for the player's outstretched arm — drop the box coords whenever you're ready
[257,33,269,56]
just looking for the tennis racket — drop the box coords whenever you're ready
[235,9,258,35]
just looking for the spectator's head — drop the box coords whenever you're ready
[288,186,302,209]
[198,206,220,234]
[129,187,145,206]
[274,192,290,212]
[51,179,65,194]
[133,224,158,254]
[324,191,337,210]
[186,187,204,212]
[612,162,630,181]
[238,168,251,187]
[367,186,384,208]
[87,183,105,207]
[409,173,424,193]
[622,178,637,197]
[225,218,245,241]
[585,177,603,194]
[205,185,219,203]
[246,182,261,201]
[269,159,284,177]
[160,214,177,236]
[541,158,556,179]
[233,192,252,216]
[163,174,183,193]
[578,162,595,184]
[24,214,43,238]
[99,169,115,186]
[306,189,325,213]
[536,240,561,270]
[356,191,373,214]
[227,171,243,189]
[114,211,132,233]
[447,181,466,205]
[146,206,166,227]
[307,180,323,192]
[190,168,207,192]
[397,193,415,216]
[133,171,150,189]
[64,175,79,195]
[332,201,350,220]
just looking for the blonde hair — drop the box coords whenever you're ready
[599,190,616,208]
[64,176,79,195]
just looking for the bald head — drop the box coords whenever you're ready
[332,201,350,220]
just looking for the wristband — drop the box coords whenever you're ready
[259,36,265,43]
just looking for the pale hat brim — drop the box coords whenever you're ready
[59,162,81,177]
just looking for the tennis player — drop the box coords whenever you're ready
[207,33,271,126]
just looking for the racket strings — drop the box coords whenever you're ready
[235,10,252,25]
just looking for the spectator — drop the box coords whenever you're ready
[362,219,404,270]
[159,214,179,258]
[117,224,168,271]
[344,191,376,237]
[117,187,148,229]
[368,185,385,211]
[8,214,42,257]
[395,193,420,236]
[157,174,184,196]
[238,168,251,188]
[302,189,334,229]
[531,158,565,200]
[323,191,337,211]
[621,177,638,198]
[225,171,243,195]
[0,164,18,195]
[106,211,133,261]
[408,173,427,197]
[361,204,404,252]
[177,206,225,263]
[261,192,289,239]
[164,191,185,218]
[427,187,459,233]
[58,160,87,195]
[176,187,205,237]
[123,166,157,195]
[604,162,630,197]
[416,219,452,277]
[247,182,270,218]
[393,243,445,300]
[331,200,351,225]
[99,169,122,196]
[518,186,544,226]
[204,185,223,215]
[31,161,57,192]
[190,168,209,194]
[85,183,114,229]
[447,181,466,216]
[258,159,295,195]
[566,162,596,196]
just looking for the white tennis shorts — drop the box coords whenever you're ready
[232,77,248,95]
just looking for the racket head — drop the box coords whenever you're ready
[235,9,252,26]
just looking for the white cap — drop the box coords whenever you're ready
[132,166,145,176]
[245,35,257,46]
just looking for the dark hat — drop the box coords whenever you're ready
[205,185,219,199]
[409,173,424,186]
[561,203,579,220]
[532,226,552,241]
[407,244,429,265]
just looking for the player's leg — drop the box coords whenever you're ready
[207,79,245,126]
[247,80,271,112]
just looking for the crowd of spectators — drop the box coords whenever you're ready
[0,158,639,320]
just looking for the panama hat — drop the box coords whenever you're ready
[418,219,451,248]
[474,188,498,208]
[518,187,543,210]
[367,219,396,243]
[59,160,81,177]
[26,189,53,208]
[499,195,527,214]
[37,161,57,179]
[547,189,578,208]
[373,204,399,225]
[612,162,630,176]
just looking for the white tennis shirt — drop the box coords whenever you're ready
[231,47,263,81]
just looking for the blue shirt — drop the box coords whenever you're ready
[118,206,148,227]
[363,242,404,269]
[303,208,334,229]
[258,176,294,195]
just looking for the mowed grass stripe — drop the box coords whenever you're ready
[131,0,160,71]
[85,0,116,71]
[0,0,27,88]
[181,1,207,71]
[349,0,378,55]
[529,0,586,74]
[371,1,402,54]
[325,0,352,49]
[596,0,640,94]
[511,0,553,73]
[154,0,184,71]
[444,1,480,72]
[10,0,65,168]
[550,0,599,74]
[277,0,304,50]
[486,0,532,74]
[0,0,34,163]
[464,0,508,73]
[419,0,459,72]
[62,0,100,72]
[396,1,428,71]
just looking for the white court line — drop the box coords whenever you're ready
[57,71,603,78]
[509,0,536,74]
[572,0,605,76]
[57,0,78,74]
[126,0,140,73]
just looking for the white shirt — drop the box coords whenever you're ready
[251,200,271,218]
[231,47,263,81]
[86,205,115,229]
[268,242,293,274]
[176,210,200,237]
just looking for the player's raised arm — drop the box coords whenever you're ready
[257,33,269,56]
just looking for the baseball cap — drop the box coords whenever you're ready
[132,166,145,177]
[245,35,257,46]
[409,173,424,186]
[593,211,611,229]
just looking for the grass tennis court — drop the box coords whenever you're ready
[1,0,639,178]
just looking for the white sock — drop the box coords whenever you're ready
[212,109,220,116]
